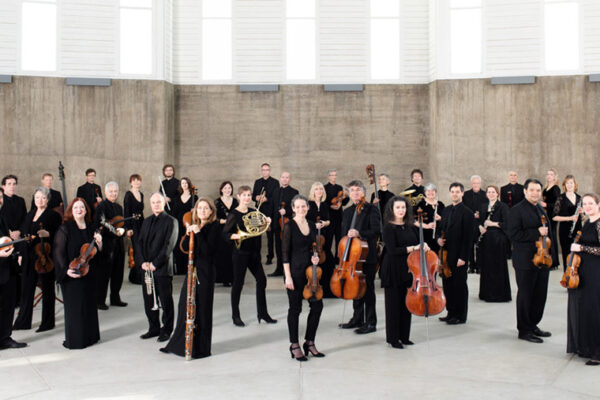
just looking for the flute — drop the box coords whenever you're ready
[158,176,171,211]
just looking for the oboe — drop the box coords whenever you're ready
[569,199,581,238]
[476,203,496,248]
[432,202,438,238]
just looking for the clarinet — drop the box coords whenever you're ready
[476,202,496,248]
[569,199,581,238]
[431,202,439,238]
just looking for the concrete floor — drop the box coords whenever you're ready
[1,265,598,400]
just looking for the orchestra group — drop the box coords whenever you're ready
[0,164,599,367]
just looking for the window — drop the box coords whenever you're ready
[545,1,579,71]
[202,0,232,81]
[286,0,316,80]
[21,0,56,71]
[450,0,482,74]
[370,0,400,80]
[120,0,153,75]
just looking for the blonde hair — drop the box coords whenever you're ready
[545,168,558,189]
[308,182,327,202]
[562,175,578,193]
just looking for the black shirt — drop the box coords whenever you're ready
[324,182,349,218]
[0,194,27,232]
[436,202,474,264]
[341,202,381,264]
[282,219,316,275]
[370,189,395,217]
[252,176,279,217]
[223,208,263,254]
[76,182,102,213]
[123,190,144,233]
[30,188,63,211]
[501,183,524,208]
[272,186,299,232]
[463,189,487,216]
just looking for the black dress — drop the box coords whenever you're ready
[214,197,238,286]
[478,201,511,302]
[543,185,561,236]
[415,199,445,253]
[53,221,100,349]
[567,219,600,360]
[554,193,582,270]
[124,190,144,284]
[370,190,395,216]
[307,201,334,298]
[380,223,418,345]
[163,221,218,358]
[172,194,197,275]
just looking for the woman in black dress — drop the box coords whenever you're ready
[214,181,237,287]
[283,194,324,361]
[172,177,198,275]
[124,174,144,284]
[542,168,560,237]
[53,198,102,349]
[370,173,395,216]
[381,196,420,349]
[307,182,334,298]
[162,198,219,359]
[415,183,445,253]
[223,185,276,327]
[13,187,62,332]
[567,193,600,366]
[553,175,583,270]
[477,185,511,302]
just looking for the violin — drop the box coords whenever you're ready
[532,215,553,268]
[315,217,326,264]
[0,234,36,251]
[406,209,446,317]
[437,231,451,278]
[100,214,141,236]
[279,201,290,239]
[68,229,101,277]
[128,245,135,269]
[331,190,347,208]
[330,197,367,300]
[560,231,582,289]
[303,243,323,301]
[34,223,54,274]
[93,187,100,209]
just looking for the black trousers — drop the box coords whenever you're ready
[266,229,274,260]
[96,245,125,305]
[384,286,411,344]
[351,263,377,326]
[514,267,549,334]
[0,275,17,343]
[273,230,283,274]
[231,251,268,318]
[142,274,174,335]
[286,273,323,343]
[441,264,468,321]
[13,267,55,330]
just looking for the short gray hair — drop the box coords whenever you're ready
[347,180,366,193]
[33,186,50,201]
[105,181,119,191]
[470,175,481,183]
[327,169,337,175]
[424,183,437,193]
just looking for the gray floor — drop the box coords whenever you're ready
[1,265,598,400]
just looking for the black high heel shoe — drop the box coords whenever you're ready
[289,344,307,361]
[258,314,277,324]
[303,342,325,358]
[232,316,245,327]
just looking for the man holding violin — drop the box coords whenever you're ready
[270,172,299,277]
[76,169,103,218]
[507,178,558,343]
[324,169,349,261]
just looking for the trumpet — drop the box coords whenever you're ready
[234,188,270,249]
[144,269,159,311]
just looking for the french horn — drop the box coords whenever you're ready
[234,188,270,249]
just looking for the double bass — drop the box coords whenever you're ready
[330,197,367,300]
[560,231,582,289]
[406,209,446,317]
[58,161,67,216]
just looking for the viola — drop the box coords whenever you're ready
[406,209,446,317]
[279,201,290,239]
[68,229,101,277]
[331,190,347,208]
[560,231,582,289]
[315,217,326,264]
[437,231,451,278]
[303,243,323,301]
[330,197,367,300]
[34,223,54,274]
[532,215,553,268]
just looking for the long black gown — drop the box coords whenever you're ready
[124,190,144,284]
[567,219,600,360]
[543,185,561,237]
[214,197,237,286]
[163,221,218,358]
[53,221,100,349]
[415,199,445,253]
[307,200,334,298]
[478,201,512,302]
[172,194,197,275]
[554,193,582,270]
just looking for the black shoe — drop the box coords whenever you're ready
[159,347,170,354]
[339,319,362,329]
[586,360,600,366]
[110,300,128,307]
[518,333,543,343]
[532,328,551,337]
[35,325,54,333]
[289,344,307,361]
[258,314,277,324]
[401,340,414,345]
[438,315,450,322]
[0,338,27,350]
[140,331,160,339]
[446,318,466,325]
[157,333,170,342]
[268,271,283,277]
[390,342,404,349]
[303,342,325,358]
[354,324,376,334]
[98,304,109,310]
[233,317,245,327]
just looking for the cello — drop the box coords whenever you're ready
[406,209,446,317]
[560,231,582,289]
[532,215,553,268]
[303,243,323,301]
[330,197,367,300]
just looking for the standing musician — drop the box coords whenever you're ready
[270,172,299,277]
[404,169,425,197]
[94,182,130,309]
[324,169,349,261]
[500,171,524,208]
[436,182,474,325]
[283,195,325,361]
[53,198,102,349]
[13,187,62,332]
[30,173,63,211]
[381,196,421,349]
[415,183,445,252]
[124,174,144,285]
[338,180,381,334]
[223,186,276,327]
[135,193,178,342]
[477,185,511,302]
[161,198,219,359]
[307,182,333,297]
[76,169,103,217]
[463,175,487,274]
[0,190,27,351]
[252,163,279,265]
[553,175,583,270]
[507,178,558,343]
[542,168,561,238]
[172,178,198,275]
[214,181,237,287]
[158,164,180,215]
[370,173,395,216]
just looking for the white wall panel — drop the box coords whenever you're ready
[172,0,201,83]
[583,0,600,73]
[0,0,18,73]
[401,0,429,83]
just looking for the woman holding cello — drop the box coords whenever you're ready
[53,198,102,349]
[13,187,62,332]
[283,195,324,361]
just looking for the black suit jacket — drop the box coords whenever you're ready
[76,182,102,212]
[341,202,381,264]
[437,202,474,265]
[0,217,18,285]
[271,186,299,232]
[253,176,279,217]
[135,212,178,277]
[501,183,524,208]
[0,194,27,232]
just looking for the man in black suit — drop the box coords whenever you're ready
[158,164,179,215]
[324,169,349,260]
[31,173,63,212]
[501,171,524,208]
[270,171,299,277]
[463,175,487,273]
[338,180,381,334]
[404,168,425,197]
[1,175,27,241]
[252,163,279,264]
[437,182,475,325]
[507,178,558,344]
[76,168,103,217]
[135,193,178,342]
